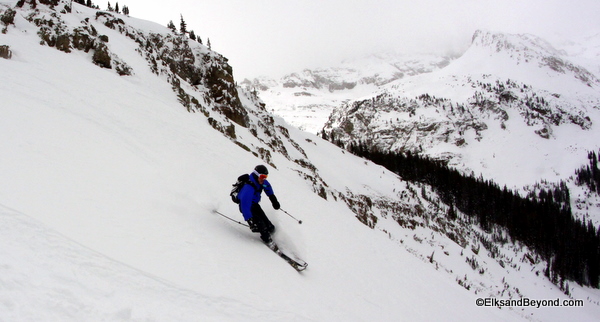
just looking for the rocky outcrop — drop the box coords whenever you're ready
[323,77,595,157]
[0,45,11,59]
[1,7,15,32]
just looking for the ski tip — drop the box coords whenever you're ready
[293,264,308,272]
[290,258,308,272]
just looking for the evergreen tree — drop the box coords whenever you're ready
[167,20,176,33]
[107,1,113,11]
[115,2,119,13]
[189,30,196,41]
[122,5,129,15]
[179,14,187,35]
[207,38,211,49]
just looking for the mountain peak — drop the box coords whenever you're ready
[471,29,562,56]
[461,30,600,89]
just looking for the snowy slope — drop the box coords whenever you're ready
[1,2,600,321]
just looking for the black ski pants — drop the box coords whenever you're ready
[251,203,275,242]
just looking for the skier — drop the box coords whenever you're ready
[238,165,281,245]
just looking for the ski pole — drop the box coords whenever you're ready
[213,210,249,227]
[280,208,303,224]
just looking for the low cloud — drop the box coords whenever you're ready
[124,0,600,79]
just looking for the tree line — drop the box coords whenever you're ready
[167,15,210,49]
[66,1,130,15]
[75,2,209,48]
[331,138,600,288]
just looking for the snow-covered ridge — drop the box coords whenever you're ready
[246,52,456,90]
[466,30,600,89]
[472,29,564,57]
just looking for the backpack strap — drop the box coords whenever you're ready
[244,174,262,193]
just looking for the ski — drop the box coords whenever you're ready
[266,242,308,272]
[213,210,307,271]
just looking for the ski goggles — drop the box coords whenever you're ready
[258,174,268,180]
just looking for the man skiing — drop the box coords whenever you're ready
[238,165,281,245]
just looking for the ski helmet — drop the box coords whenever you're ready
[254,164,269,175]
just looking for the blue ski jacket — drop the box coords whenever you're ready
[238,173,275,221]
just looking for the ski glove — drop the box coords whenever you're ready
[247,218,260,232]
[269,195,280,210]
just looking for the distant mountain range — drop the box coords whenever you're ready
[241,52,458,133]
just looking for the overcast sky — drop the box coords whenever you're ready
[116,0,600,79]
